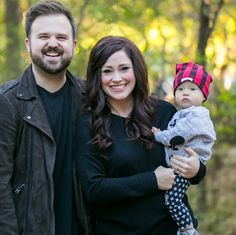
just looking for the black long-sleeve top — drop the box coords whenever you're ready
[76,99,205,235]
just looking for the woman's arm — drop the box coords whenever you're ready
[76,114,175,204]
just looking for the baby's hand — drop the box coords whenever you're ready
[151,127,160,134]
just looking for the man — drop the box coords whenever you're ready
[0,1,92,234]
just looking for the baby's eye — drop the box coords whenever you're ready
[177,87,183,91]
[190,87,196,91]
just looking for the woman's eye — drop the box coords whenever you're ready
[121,66,129,71]
[102,69,111,74]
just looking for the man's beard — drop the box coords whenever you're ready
[30,47,73,74]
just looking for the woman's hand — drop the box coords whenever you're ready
[154,166,175,190]
[170,147,200,179]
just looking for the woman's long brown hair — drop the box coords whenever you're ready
[86,36,156,153]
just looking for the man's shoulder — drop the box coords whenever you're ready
[66,70,85,90]
[0,79,19,95]
[0,80,21,117]
[74,77,85,90]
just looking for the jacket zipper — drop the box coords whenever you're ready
[14,184,25,194]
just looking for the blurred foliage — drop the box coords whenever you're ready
[0,0,236,234]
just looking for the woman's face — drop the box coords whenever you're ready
[101,50,136,107]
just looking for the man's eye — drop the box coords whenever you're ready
[57,36,67,41]
[39,35,48,39]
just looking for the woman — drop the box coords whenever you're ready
[76,36,205,235]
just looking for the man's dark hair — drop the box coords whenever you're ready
[25,0,76,38]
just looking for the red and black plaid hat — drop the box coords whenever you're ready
[173,62,213,99]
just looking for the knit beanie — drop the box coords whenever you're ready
[173,62,213,99]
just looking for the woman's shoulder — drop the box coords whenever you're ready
[150,97,177,127]
[151,97,176,113]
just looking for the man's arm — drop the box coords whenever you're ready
[0,94,19,234]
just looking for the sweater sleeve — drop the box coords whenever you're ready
[155,106,216,146]
[190,160,206,184]
[155,106,210,184]
[76,114,158,204]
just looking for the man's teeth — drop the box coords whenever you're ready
[45,52,59,57]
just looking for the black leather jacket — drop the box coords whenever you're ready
[0,66,94,235]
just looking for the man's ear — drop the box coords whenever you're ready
[25,38,30,52]
[72,39,77,54]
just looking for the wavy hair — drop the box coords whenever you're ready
[86,36,156,152]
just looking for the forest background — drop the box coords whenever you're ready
[0,0,236,234]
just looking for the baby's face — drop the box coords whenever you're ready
[174,81,205,109]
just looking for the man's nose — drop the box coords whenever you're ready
[47,37,59,47]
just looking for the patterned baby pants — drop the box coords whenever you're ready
[165,174,192,229]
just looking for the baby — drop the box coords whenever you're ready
[152,62,216,235]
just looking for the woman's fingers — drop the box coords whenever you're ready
[170,148,200,179]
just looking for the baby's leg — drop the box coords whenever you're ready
[165,174,192,230]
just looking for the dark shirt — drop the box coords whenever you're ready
[38,81,79,235]
[77,99,193,235]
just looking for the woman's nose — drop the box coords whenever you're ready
[112,72,122,81]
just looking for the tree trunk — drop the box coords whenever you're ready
[195,0,224,212]
[3,0,21,82]
[196,0,224,66]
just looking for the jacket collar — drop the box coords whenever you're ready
[17,64,80,100]
[17,65,38,100]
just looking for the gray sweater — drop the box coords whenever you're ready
[154,106,216,166]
